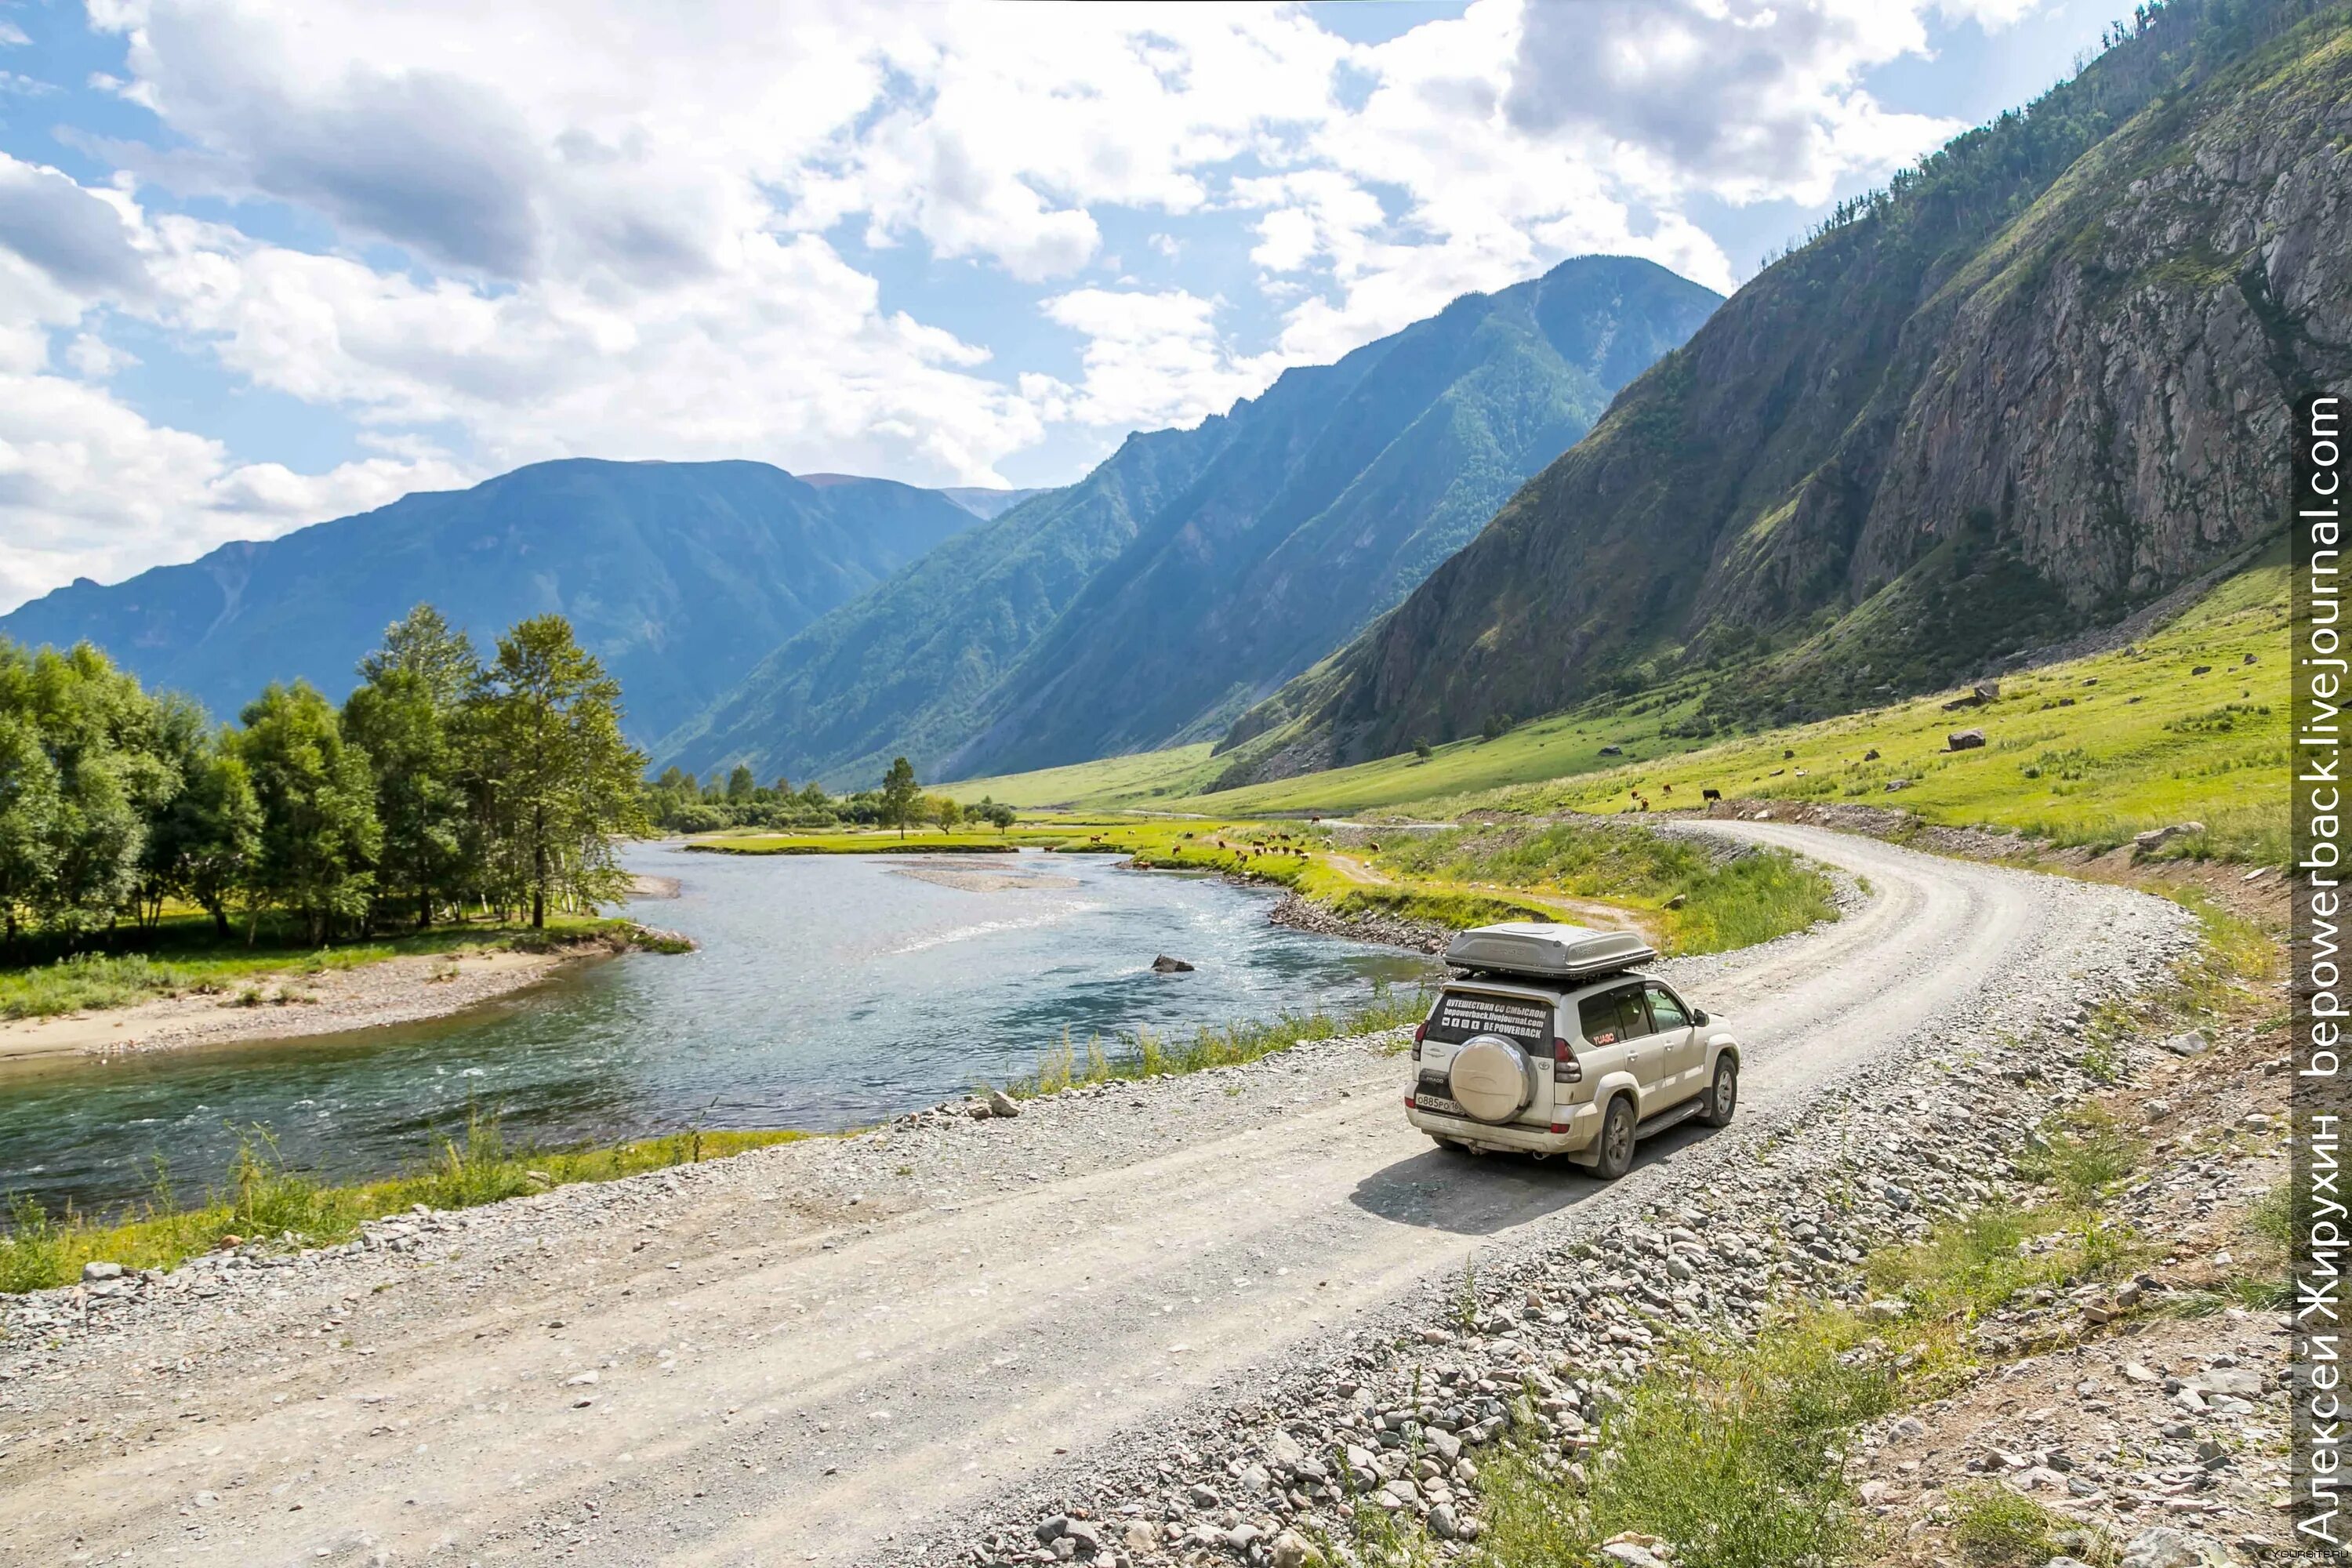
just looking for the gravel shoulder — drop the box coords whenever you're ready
[0,823,2198,1566]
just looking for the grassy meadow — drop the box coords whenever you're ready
[951,555,2288,864]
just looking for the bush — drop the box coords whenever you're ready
[1948,1484,2064,1565]
[1476,1317,1896,1568]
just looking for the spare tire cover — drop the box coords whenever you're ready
[1446,1034,1533,1123]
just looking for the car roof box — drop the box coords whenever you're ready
[1443,921,1655,982]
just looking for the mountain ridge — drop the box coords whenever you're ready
[0,458,986,743]
[1212,0,2350,786]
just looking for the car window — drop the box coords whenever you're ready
[1645,983,1690,1031]
[1578,982,1651,1046]
[1425,989,1552,1049]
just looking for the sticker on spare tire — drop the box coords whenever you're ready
[1429,991,1550,1048]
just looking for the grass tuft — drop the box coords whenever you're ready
[994,980,1436,1098]
[0,1112,804,1294]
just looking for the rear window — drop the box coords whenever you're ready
[1426,989,1552,1049]
[1577,983,1652,1046]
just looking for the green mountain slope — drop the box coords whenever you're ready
[0,459,982,743]
[657,426,1226,786]
[665,255,1720,787]
[1214,0,2350,786]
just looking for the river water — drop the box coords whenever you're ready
[0,844,1433,1213]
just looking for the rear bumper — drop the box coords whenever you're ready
[1406,1097,1600,1155]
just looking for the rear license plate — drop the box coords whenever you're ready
[1416,1093,1468,1118]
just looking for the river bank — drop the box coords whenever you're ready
[0,924,685,1064]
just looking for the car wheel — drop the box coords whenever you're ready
[1698,1054,1738,1127]
[1589,1095,1636,1180]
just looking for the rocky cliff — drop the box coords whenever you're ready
[1215,0,2350,786]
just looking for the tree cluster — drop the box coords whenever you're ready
[643,755,1016,838]
[0,606,649,951]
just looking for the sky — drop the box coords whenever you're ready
[0,0,2122,613]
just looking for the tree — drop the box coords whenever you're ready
[144,731,262,938]
[358,604,477,709]
[472,616,649,928]
[0,712,60,950]
[929,794,961,832]
[726,764,756,802]
[971,795,1016,832]
[879,757,920,839]
[2,641,175,939]
[345,668,467,930]
[238,682,382,946]
[345,608,481,930]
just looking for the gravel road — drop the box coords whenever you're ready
[0,822,2195,1566]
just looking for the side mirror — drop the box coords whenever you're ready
[1691,1008,1710,1026]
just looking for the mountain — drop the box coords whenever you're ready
[800,476,1049,521]
[663,255,1722,786]
[0,459,985,743]
[1211,0,2350,786]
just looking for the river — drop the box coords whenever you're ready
[0,843,1434,1213]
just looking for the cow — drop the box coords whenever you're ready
[1701,788,1723,803]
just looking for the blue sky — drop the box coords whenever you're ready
[0,0,2117,611]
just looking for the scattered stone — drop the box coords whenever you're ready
[1947,729,1987,751]
[1150,955,1196,974]
[983,1088,1022,1119]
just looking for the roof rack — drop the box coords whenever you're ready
[1442,921,1656,982]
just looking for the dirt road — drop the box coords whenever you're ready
[0,822,2190,1566]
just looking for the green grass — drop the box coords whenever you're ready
[1372,821,1838,955]
[1470,1313,1899,1568]
[956,556,2284,862]
[994,979,1436,1098]
[938,742,1223,810]
[0,913,634,1020]
[1947,1486,2069,1566]
[0,1115,807,1294]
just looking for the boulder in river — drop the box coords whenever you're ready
[1151,955,1196,973]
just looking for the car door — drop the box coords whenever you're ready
[1576,982,1662,1100]
[1643,982,1702,1105]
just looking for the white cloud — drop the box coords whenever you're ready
[1503,0,1962,205]
[0,0,2054,608]
[0,366,467,612]
[1033,287,1279,431]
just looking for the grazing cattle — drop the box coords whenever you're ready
[1661,784,1672,795]
[1702,788,1723,802]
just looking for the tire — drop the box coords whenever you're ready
[1432,1136,1472,1155]
[1588,1095,1636,1180]
[1698,1054,1739,1127]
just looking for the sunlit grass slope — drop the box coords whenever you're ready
[1202,556,2287,859]
[936,743,1222,810]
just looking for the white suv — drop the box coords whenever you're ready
[1404,924,1740,1179]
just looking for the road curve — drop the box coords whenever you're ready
[0,823,2183,1566]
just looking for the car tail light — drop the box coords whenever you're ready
[1404,1094,1417,1109]
[1552,1036,1581,1083]
[1412,1022,1427,1061]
